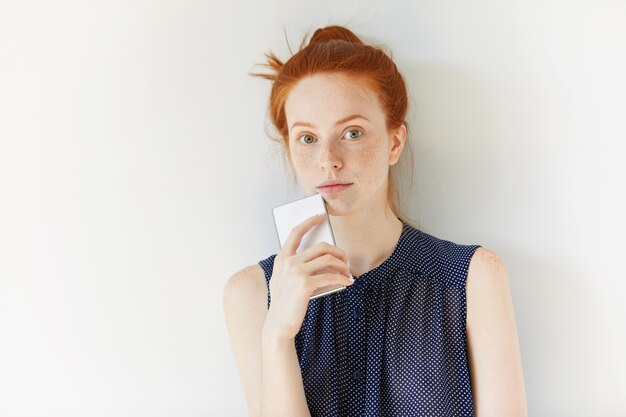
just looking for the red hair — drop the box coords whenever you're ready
[250,25,416,226]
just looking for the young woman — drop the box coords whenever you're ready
[223,25,527,417]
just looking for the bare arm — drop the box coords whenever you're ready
[223,265,266,416]
[260,316,312,417]
[223,265,312,417]
[466,247,528,416]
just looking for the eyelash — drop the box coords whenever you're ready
[296,128,364,145]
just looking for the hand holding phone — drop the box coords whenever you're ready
[265,212,354,341]
[272,193,351,299]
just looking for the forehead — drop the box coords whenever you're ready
[284,73,383,126]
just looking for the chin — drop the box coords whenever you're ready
[323,200,353,217]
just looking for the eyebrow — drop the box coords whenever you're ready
[289,114,370,131]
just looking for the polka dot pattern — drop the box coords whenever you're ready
[259,222,482,416]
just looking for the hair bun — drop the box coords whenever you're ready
[308,25,364,46]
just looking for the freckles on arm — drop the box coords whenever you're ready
[465,248,528,417]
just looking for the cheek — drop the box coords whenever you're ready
[291,148,313,167]
[359,140,388,167]
[360,145,377,162]
[356,141,391,183]
[290,148,317,177]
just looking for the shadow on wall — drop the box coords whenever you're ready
[504,246,601,417]
[399,64,496,238]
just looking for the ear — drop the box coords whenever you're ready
[388,123,407,166]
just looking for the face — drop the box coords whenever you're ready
[284,72,406,216]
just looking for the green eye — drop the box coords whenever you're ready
[298,134,315,144]
[343,129,363,140]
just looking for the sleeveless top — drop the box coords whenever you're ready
[258,222,482,417]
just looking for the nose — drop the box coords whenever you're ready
[319,141,342,171]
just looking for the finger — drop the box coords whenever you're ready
[282,214,325,256]
[298,241,348,264]
[301,254,351,278]
[306,272,354,293]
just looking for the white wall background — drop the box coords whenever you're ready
[1,0,624,416]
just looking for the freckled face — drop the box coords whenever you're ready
[284,72,397,216]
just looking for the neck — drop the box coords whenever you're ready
[328,204,403,278]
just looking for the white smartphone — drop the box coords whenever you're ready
[272,193,347,299]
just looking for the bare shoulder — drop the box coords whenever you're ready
[223,263,267,304]
[466,246,509,293]
[222,263,269,347]
[468,246,507,272]
[222,263,268,324]
[465,246,512,322]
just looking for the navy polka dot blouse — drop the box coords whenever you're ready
[258,221,482,416]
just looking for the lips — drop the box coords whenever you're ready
[317,180,353,188]
[317,183,353,194]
